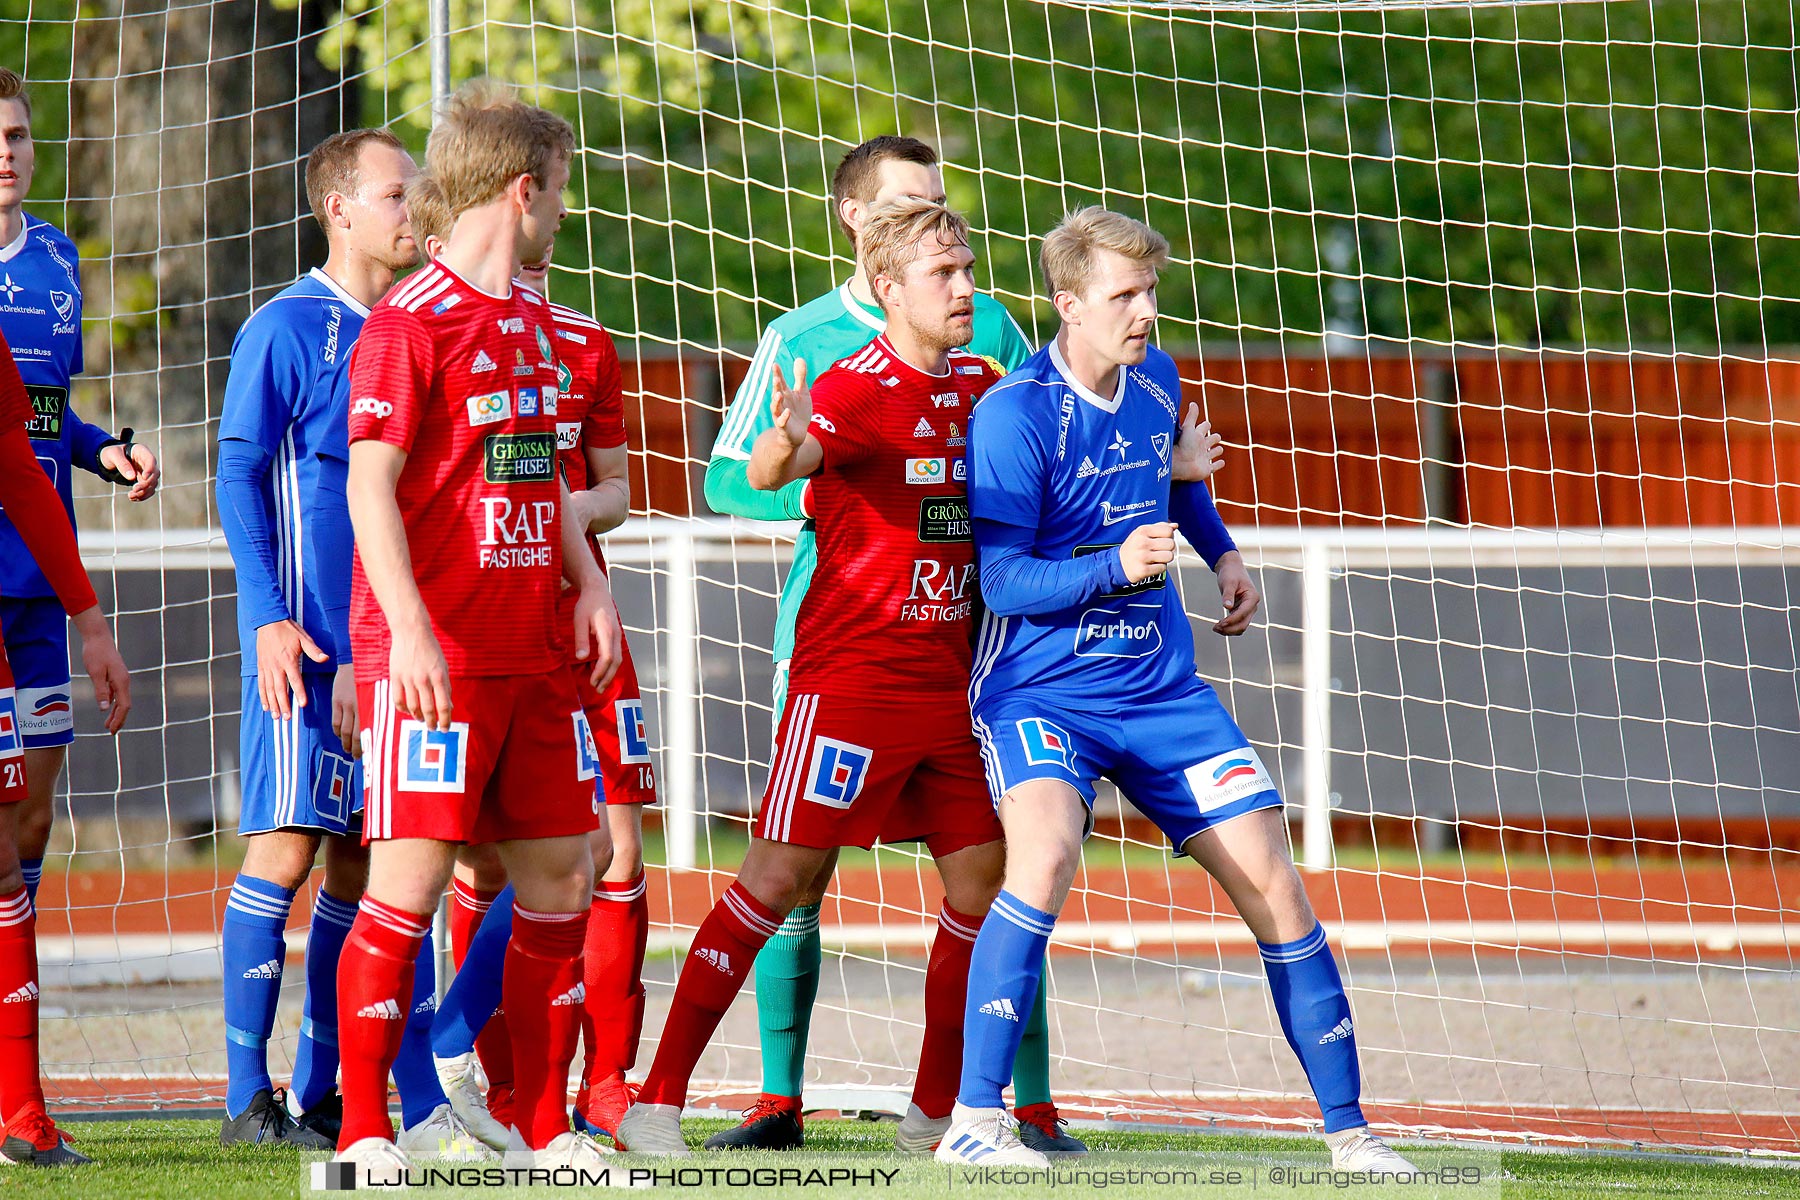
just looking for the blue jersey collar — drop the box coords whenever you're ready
[1049,337,1125,414]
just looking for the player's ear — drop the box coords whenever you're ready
[1052,288,1081,325]
[840,195,862,240]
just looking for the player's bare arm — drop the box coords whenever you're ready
[254,619,330,720]
[747,359,824,490]
[1211,551,1259,636]
[331,663,359,756]
[70,604,131,735]
[568,441,630,534]
[346,438,451,729]
[561,475,621,687]
[97,436,161,502]
[1170,402,1223,483]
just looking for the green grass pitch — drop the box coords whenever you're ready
[5,1117,1792,1199]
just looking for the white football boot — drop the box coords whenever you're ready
[333,1137,413,1188]
[397,1102,496,1161]
[433,1051,511,1150]
[934,1103,1049,1167]
[1328,1128,1419,1175]
[894,1103,953,1153]
[613,1103,692,1156]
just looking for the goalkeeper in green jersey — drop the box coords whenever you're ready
[701,136,1083,1155]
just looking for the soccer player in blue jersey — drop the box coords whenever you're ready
[0,67,157,918]
[215,128,477,1156]
[939,208,1415,1173]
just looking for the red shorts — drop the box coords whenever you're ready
[358,671,599,844]
[754,691,1001,857]
[0,638,23,805]
[570,632,656,807]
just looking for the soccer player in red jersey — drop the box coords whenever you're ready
[403,177,656,1147]
[331,83,622,1182]
[616,198,1006,1155]
[0,329,130,1167]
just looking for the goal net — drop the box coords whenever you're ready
[12,0,1798,1154]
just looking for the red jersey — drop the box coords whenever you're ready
[0,330,94,615]
[346,262,567,682]
[546,298,627,654]
[790,337,1001,700]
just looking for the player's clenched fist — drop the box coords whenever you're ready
[1119,521,1176,584]
[770,359,812,446]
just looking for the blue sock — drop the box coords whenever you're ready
[289,889,357,1112]
[19,858,42,909]
[393,926,449,1129]
[221,874,296,1118]
[431,884,513,1059]
[1259,924,1365,1133]
[957,891,1056,1110]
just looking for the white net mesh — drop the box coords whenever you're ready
[11,0,1798,1152]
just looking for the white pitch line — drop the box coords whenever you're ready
[32,919,1792,986]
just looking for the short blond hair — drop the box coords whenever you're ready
[0,68,30,122]
[859,198,970,310]
[426,80,575,218]
[1040,206,1168,300]
[405,173,452,246]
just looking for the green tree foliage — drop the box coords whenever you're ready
[22,0,1800,354]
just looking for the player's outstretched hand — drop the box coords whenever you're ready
[1213,551,1260,636]
[770,359,812,446]
[1119,521,1176,584]
[1171,403,1224,483]
[256,618,330,719]
[572,579,622,691]
[332,663,361,757]
[72,605,130,735]
[390,625,453,730]
[99,439,162,502]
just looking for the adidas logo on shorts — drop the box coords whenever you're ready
[694,947,731,973]
[3,982,38,1003]
[413,995,437,1015]
[357,999,403,1020]
[242,958,282,980]
[978,997,1020,1022]
[1318,1017,1354,1045]
[551,983,586,1007]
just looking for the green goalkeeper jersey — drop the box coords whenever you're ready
[704,280,1033,665]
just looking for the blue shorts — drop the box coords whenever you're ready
[0,596,73,748]
[972,675,1283,853]
[238,674,363,836]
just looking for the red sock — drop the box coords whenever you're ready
[911,903,980,1119]
[638,882,780,1108]
[0,887,43,1123]
[336,897,431,1148]
[475,1003,516,1089]
[449,878,501,969]
[505,903,588,1149]
[451,881,515,1087]
[581,872,649,1086]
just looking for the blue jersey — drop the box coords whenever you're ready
[0,212,112,600]
[968,341,1204,706]
[217,268,367,676]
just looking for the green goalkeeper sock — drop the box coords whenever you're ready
[754,902,823,1099]
[1011,957,1054,1108]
